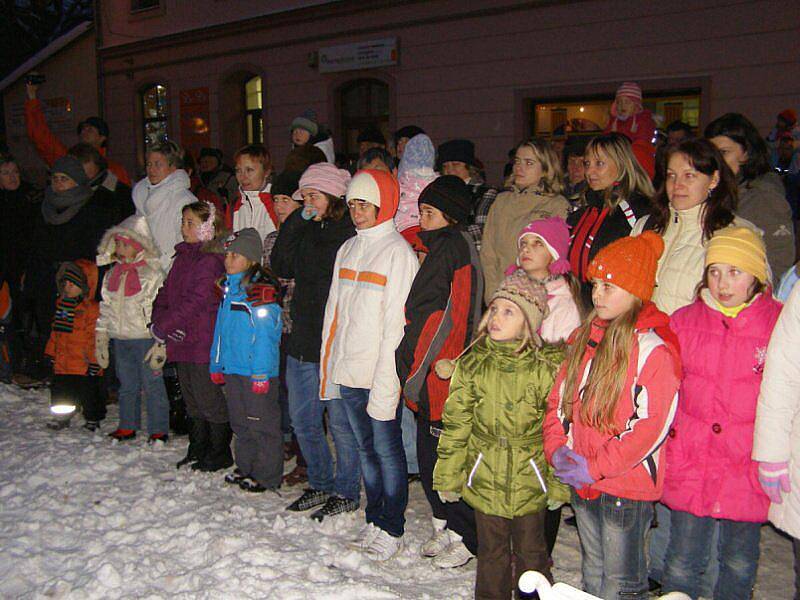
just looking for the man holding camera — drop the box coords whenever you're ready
[24,75,131,186]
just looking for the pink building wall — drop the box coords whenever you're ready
[3,31,98,185]
[98,0,800,184]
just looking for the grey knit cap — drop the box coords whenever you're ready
[51,155,90,187]
[291,109,319,137]
[224,228,263,264]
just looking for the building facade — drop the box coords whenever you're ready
[5,0,799,185]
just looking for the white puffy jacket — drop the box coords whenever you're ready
[633,207,758,315]
[132,169,197,272]
[96,215,165,340]
[753,283,800,538]
[320,219,418,421]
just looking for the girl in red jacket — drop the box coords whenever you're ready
[660,227,781,600]
[543,231,681,600]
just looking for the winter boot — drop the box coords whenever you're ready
[163,366,189,436]
[196,421,234,472]
[177,417,210,469]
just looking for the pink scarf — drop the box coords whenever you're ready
[107,260,146,297]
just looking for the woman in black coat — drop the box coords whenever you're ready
[25,155,117,380]
[0,155,42,376]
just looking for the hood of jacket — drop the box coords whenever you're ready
[142,169,191,194]
[348,169,400,225]
[56,258,99,299]
[96,214,161,266]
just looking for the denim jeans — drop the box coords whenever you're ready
[662,510,761,600]
[572,490,653,600]
[649,502,719,595]
[340,386,408,537]
[114,338,169,435]
[285,356,360,501]
[401,404,419,474]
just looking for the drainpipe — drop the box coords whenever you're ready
[93,0,105,118]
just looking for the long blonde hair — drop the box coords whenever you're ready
[561,300,643,434]
[508,138,564,195]
[584,133,654,210]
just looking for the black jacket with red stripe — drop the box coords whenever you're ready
[567,189,652,306]
[396,226,484,422]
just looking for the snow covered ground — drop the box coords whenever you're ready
[0,383,793,599]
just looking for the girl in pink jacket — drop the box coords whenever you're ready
[507,217,583,343]
[660,226,781,600]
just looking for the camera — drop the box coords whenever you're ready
[25,73,46,86]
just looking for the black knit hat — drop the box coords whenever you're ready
[438,139,476,166]
[357,125,386,145]
[417,175,472,224]
[77,116,109,138]
[271,171,302,200]
[394,125,425,144]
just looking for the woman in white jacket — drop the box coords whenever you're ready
[320,169,419,562]
[753,283,800,599]
[132,140,198,272]
[95,215,168,443]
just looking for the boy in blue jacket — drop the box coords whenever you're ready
[210,228,282,492]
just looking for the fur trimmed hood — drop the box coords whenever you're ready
[96,214,161,266]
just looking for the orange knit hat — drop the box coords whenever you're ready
[587,231,664,302]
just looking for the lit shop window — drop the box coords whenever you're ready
[142,84,169,149]
[340,78,389,161]
[531,90,701,140]
[245,76,263,144]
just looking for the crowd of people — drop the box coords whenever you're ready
[2,78,800,600]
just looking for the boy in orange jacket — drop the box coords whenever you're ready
[45,260,105,431]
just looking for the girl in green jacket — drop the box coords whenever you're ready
[433,270,567,599]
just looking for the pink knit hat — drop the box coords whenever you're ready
[298,163,352,198]
[611,81,643,117]
[517,217,571,275]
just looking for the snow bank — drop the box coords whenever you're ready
[0,384,792,598]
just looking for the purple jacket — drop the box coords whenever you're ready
[662,291,782,522]
[151,241,225,363]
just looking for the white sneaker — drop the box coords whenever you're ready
[431,538,474,569]
[348,522,380,550]
[364,528,404,561]
[420,518,450,557]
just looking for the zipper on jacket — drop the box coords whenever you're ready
[467,452,483,488]
[530,458,548,493]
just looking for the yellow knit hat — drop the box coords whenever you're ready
[704,226,768,284]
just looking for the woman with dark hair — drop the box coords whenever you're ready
[269,163,360,522]
[0,155,42,379]
[567,132,654,305]
[633,138,758,314]
[706,113,795,279]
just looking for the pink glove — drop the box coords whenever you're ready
[251,379,270,394]
[759,461,791,504]
[210,372,225,385]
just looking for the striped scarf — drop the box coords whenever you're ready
[53,296,81,333]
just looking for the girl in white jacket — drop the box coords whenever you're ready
[95,215,169,443]
[320,169,419,561]
[753,283,800,599]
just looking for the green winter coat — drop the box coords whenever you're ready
[433,337,569,519]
